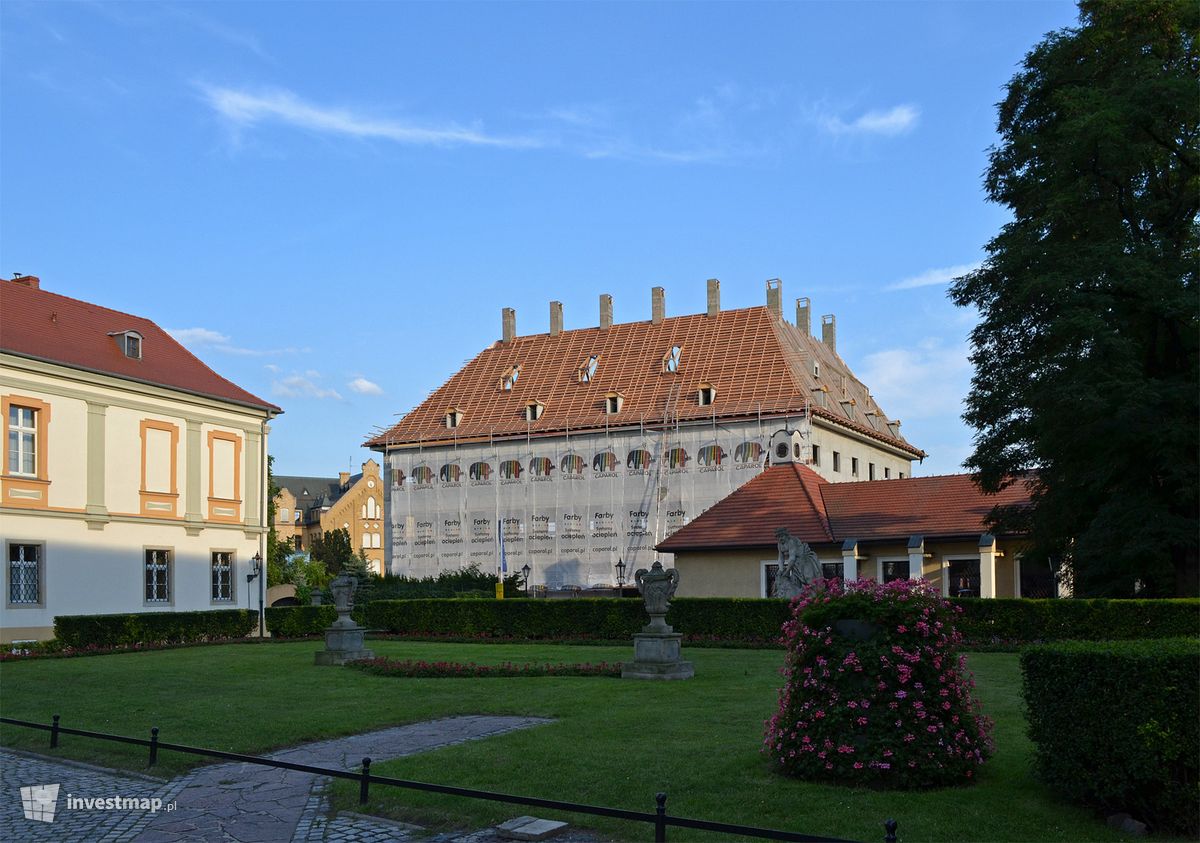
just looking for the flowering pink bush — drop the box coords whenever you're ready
[348,658,621,678]
[763,578,994,788]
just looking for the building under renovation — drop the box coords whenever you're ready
[366,279,925,588]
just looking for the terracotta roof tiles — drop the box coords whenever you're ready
[657,464,1032,551]
[1,278,280,413]
[367,305,922,457]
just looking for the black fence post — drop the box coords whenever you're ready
[359,757,371,804]
[654,792,667,843]
[50,715,60,749]
[884,818,898,842]
[149,727,159,767]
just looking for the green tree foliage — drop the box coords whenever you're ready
[309,527,356,576]
[265,456,292,588]
[950,0,1199,597]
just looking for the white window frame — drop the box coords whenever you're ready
[144,547,173,605]
[7,405,38,477]
[7,540,44,608]
[210,550,235,603]
[876,556,910,584]
[760,560,779,598]
[941,554,982,598]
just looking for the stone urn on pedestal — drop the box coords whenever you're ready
[314,572,375,666]
[621,560,694,680]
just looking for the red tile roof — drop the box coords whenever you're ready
[366,305,923,457]
[657,464,1032,551]
[1,278,280,413]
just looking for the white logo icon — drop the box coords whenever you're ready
[20,784,60,823]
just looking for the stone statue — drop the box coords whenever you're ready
[773,528,822,599]
[635,560,679,618]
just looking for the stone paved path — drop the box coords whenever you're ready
[2,716,601,843]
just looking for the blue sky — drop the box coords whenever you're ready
[1,0,1079,478]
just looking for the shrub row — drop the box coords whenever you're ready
[953,598,1200,644]
[54,610,256,649]
[348,597,1198,646]
[1021,638,1199,836]
[264,605,339,637]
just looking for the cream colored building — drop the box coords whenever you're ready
[273,460,386,574]
[658,428,1047,599]
[1,276,281,643]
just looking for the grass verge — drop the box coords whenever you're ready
[0,641,1146,841]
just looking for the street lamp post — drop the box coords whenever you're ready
[520,563,531,596]
[247,553,264,637]
[615,558,627,589]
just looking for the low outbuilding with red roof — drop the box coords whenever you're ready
[657,428,1047,599]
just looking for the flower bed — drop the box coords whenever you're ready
[347,657,622,678]
[764,578,994,788]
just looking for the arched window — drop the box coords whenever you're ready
[371,533,381,549]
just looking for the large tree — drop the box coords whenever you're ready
[951,0,1198,597]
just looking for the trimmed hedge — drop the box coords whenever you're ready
[54,610,256,649]
[264,605,339,638]
[358,597,1198,646]
[1022,638,1199,835]
[953,598,1200,644]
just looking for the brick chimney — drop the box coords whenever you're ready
[651,287,665,325]
[502,307,516,344]
[822,314,837,352]
[766,278,782,319]
[706,278,720,317]
[796,297,811,335]
[11,274,40,290]
[339,471,351,488]
[549,301,563,337]
[599,294,613,330]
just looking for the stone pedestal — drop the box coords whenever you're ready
[622,631,694,680]
[314,618,374,666]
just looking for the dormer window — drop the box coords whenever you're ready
[812,361,820,379]
[697,383,715,406]
[500,366,520,391]
[840,399,856,421]
[110,330,143,359]
[811,386,829,408]
[663,345,682,374]
[578,355,599,383]
[524,400,545,422]
[444,408,463,429]
[605,391,624,415]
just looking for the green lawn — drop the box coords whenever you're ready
[0,641,1146,842]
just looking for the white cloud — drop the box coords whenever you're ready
[272,374,341,401]
[887,261,981,291]
[819,104,920,137]
[198,84,540,149]
[168,327,230,345]
[348,377,383,396]
[168,326,305,357]
[857,338,971,421]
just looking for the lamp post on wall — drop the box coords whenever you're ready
[248,553,264,637]
[615,557,627,589]
[520,563,531,596]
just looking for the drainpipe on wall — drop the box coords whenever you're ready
[259,417,269,637]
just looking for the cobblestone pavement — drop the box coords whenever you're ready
[2,716,607,843]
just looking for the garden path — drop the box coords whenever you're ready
[2,715,601,842]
